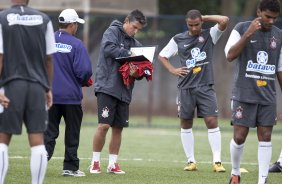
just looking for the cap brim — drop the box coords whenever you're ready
[76,18,85,24]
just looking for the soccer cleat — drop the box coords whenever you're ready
[90,161,101,174]
[268,161,282,173]
[213,162,226,172]
[73,170,85,177]
[229,175,240,184]
[107,163,125,174]
[183,162,197,171]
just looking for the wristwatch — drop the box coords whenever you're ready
[128,51,132,56]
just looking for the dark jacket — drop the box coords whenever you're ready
[94,20,141,104]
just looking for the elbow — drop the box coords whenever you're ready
[223,16,230,24]
[226,54,235,62]
[158,55,165,63]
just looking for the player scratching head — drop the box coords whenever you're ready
[257,0,280,31]
[185,9,203,36]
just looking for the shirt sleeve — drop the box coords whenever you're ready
[0,24,3,54]
[210,24,224,44]
[45,21,56,55]
[159,38,178,59]
[224,29,241,57]
[277,47,282,72]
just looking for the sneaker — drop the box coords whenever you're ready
[269,161,282,173]
[73,170,85,177]
[213,162,226,172]
[183,162,197,171]
[229,175,240,184]
[62,170,85,177]
[62,170,74,176]
[107,163,125,174]
[90,161,101,174]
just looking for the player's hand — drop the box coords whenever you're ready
[0,94,9,108]
[46,90,53,110]
[246,17,262,36]
[170,67,189,77]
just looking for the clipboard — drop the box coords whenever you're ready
[116,45,158,64]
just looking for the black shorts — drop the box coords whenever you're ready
[177,85,218,119]
[231,100,277,128]
[0,80,48,134]
[96,93,129,128]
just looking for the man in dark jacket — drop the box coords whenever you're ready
[44,8,92,177]
[89,9,147,174]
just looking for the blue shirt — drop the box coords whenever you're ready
[52,30,92,104]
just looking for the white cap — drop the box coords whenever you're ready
[58,9,85,24]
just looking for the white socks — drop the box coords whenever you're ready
[181,128,195,163]
[108,154,118,167]
[0,143,8,184]
[230,138,244,176]
[258,142,272,184]
[208,127,221,163]
[91,152,118,167]
[91,152,101,163]
[181,127,222,163]
[30,145,48,184]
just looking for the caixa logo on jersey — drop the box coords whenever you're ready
[246,51,275,75]
[55,43,72,53]
[7,13,43,26]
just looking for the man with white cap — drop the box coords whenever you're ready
[44,8,92,177]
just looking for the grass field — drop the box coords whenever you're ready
[5,116,282,184]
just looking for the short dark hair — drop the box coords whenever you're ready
[126,9,147,26]
[258,0,280,13]
[185,9,202,20]
[59,23,71,29]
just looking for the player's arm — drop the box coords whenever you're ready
[158,38,188,77]
[45,21,56,109]
[0,25,10,108]
[277,48,282,91]
[103,29,132,59]
[202,15,229,31]
[225,17,262,62]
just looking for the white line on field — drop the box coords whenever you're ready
[9,156,258,166]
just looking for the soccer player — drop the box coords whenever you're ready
[269,149,282,172]
[44,9,92,177]
[224,0,282,183]
[0,0,56,184]
[89,9,147,174]
[158,10,229,172]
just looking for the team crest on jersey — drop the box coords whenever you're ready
[270,36,277,49]
[198,36,205,43]
[185,47,206,69]
[235,106,243,119]
[101,107,109,118]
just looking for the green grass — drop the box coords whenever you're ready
[5,116,282,184]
